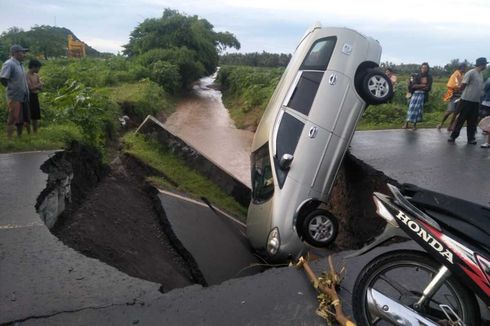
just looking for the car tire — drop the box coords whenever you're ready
[360,68,393,105]
[301,209,338,247]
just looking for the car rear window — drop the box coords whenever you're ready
[274,112,304,188]
[300,37,337,71]
[286,71,323,116]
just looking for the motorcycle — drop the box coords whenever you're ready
[348,183,490,325]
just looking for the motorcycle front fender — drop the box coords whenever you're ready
[345,223,409,259]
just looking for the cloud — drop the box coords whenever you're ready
[81,37,126,54]
[1,0,489,65]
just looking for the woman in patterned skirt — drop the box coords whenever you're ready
[403,62,432,130]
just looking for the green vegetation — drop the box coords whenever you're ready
[220,51,292,68]
[217,65,284,129]
[0,57,172,153]
[122,133,247,220]
[0,124,81,153]
[359,75,448,130]
[218,65,482,131]
[124,9,240,89]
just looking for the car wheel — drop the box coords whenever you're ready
[360,68,393,105]
[301,209,338,247]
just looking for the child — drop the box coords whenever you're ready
[26,59,43,133]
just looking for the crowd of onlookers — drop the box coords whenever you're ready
[392,57,490,148]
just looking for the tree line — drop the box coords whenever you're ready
[0,25,106,61]
[219,52,292,68]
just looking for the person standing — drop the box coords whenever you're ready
[385,68,397,88]
[448,57,488,144]
[26,59,43,133]
[403,63,432,130]
[0,44,29,139]
[479,77,490,122]
[438,63,467,131]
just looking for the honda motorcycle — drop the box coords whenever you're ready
[349,183,489,325]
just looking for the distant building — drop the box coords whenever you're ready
[67,34,86,58]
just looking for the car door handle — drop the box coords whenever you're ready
[328,74,337,85]
[309,126,318,138]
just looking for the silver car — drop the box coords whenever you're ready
[246,24,393,261]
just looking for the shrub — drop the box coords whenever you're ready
[149,60,181,93]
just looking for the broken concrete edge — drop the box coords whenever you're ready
[143,182,208,288]
[135,115,251,207]
[35,142,110,229]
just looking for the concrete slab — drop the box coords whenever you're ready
[350,128,490,207]
[0,151,163,324]
[158,190,261,286]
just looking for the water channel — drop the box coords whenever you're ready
[164,72,254,187]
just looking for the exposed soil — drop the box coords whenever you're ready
[44,145,204,292]
[326,152,400,250]
[38,140,396,293]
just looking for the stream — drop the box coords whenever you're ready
[163,72,254,187]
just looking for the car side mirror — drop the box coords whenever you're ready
[279,153,294,170]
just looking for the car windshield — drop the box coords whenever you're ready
[251,143,274,203]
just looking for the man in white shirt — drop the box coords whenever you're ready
[448,57,487,145]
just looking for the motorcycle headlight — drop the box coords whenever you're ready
[267,228,280,256]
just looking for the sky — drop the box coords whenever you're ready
[0,0,489,66]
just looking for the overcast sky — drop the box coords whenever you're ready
[1,0,489,66]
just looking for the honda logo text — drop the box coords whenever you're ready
[395,211,454,264]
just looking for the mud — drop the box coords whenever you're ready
[39,143,205,291]
[326,152,399,250]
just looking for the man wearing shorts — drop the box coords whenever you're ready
[0,44,29,139]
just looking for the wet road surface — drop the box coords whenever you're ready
[164,74,254,187]
[158,190,261,285]
[351,128,490,207]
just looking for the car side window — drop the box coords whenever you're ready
[251,143,274,203]
[300,37,337,71]
[274,113,304,188]
[286,71,323,116]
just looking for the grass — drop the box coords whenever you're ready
[104,80,176,121]
[122,132,248,220]
[0,124,82,153]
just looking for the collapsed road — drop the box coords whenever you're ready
[1,122,489,324]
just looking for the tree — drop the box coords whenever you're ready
[124,9,240,84]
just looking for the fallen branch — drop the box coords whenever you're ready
[296,256,355,326]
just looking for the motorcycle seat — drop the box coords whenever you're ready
[401,184,490,249]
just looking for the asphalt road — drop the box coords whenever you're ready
[158,190,261,285]
[0,151,163,324]
[350,128,490,207]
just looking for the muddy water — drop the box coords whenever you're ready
[164,73,254,187]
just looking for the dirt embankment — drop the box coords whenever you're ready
[38,143,205,292]
[326,152,399,250]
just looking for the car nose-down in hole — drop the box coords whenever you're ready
[246,24,393,262]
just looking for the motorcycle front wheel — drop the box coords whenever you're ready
[353,250,480,325]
